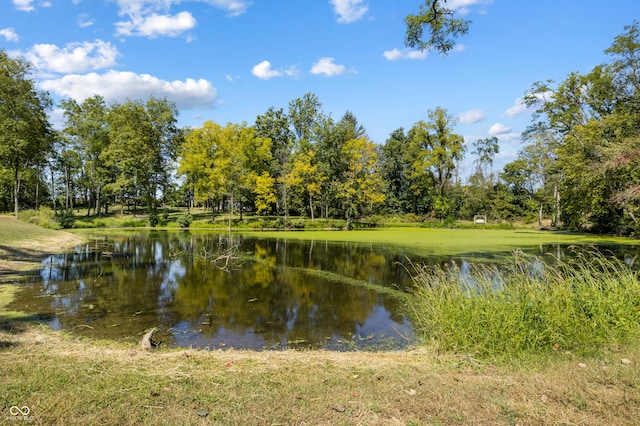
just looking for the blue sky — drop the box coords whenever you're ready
[2,0,639,174]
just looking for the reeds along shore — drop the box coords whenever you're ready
[407,249,640,358]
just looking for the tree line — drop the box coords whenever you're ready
[1,22,639,234]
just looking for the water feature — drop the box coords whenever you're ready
[10,230,640,350]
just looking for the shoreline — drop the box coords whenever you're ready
[1,217,638,424]
[0,215,85,276]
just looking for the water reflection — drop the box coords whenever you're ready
[17,232,416,350]
[13,232,640,351]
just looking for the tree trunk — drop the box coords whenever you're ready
[552,183,560,227]
[283,182,288,222]
[86,189,93,217]
[13,167,20,218]
[35,173,39,210]
[50,168,56,216]
[309,194,314,221]
[538,204,543,226]
[96,184,101,218]
[228,194,233,230]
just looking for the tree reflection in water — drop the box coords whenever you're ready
[17,231,416,350]
[16,232,638,350]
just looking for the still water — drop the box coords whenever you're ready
[11,231,640,350]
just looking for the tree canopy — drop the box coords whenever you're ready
[405,0,470,54]
[0,50,53,217]
[2,22,640,235]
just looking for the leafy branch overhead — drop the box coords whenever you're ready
[405,0,470,54]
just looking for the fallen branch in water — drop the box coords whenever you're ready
[203,244,244,271]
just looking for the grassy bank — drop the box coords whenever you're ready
[2,216,640,424]
[1,325,639,425]
[0,215,84,275]
[407,249,640,359]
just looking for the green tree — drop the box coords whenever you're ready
[524,35,638,232]
[106,97,182,222]
[407,107,465,218]
[605,20,640,113]
[179,121,271,224]
[60,95,110,216]
[288,94,343,218]
[285,148,325,220]
[471,136,499,181]
[254,171,277,215]
[254,107,293,214]
[178,121,222,219]
[520,123,562,226]
[338,137,385,225]
[380,128,411,213]
[288,93,323,144]
[0,50,53,217]
[405,0,470,55]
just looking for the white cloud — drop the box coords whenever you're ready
[116,11,196,38]
[503,98,528,117]
[251,61,299,80]
[488,123,511,136]
[383,48,428,61]
[22,40,119,74]
[497,133,521,143]
[458,109,485,124]
[115,0,249,19]
[40,70,217,110]
[13,0,34,11]
[453,43,466,52]
[199,0,250,17]
[503,92,552,117]
[113,0,249,38]
[225,74,239,83]
[447,0,492,14]
[12,0,50,10]
[0,28,19,42]
[252,61,282,80]
[310,57,347,77]
[78,13,95,28]
[330,0,368,23]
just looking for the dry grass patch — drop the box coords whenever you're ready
[1,324,639,425]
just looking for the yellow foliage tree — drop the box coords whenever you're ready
[339,137,385,225]
[285,149,325,220]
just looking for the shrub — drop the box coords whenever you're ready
[57,210,76,229]
[177,212,193,228]
[148,211,159,227]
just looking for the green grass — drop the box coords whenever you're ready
[406,248,640,358]
[1,325,639,425]
[16,207,61,230]
[0,213,63,243]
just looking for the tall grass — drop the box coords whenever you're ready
[17,207,60,229]
[407,248,640,358]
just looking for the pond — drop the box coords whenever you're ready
[10,230,640,351]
